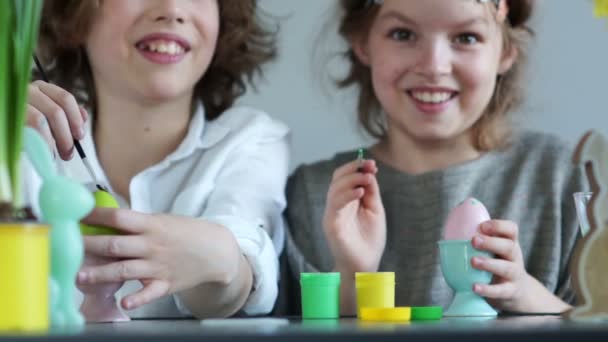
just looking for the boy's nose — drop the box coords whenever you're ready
[150,0,186,24]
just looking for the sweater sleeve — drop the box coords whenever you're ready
[284,167,324,277]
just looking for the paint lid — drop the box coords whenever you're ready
[355,272,395,286]
[411,306,443,320]
[360,307,411,322]
[300,272,341,286]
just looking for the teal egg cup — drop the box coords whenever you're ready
[438,240,497,317]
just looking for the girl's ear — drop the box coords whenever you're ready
[498,43,518,75]
[351,33,372,66]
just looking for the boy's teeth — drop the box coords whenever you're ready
[141,41,184,55]
[411,91,452,104]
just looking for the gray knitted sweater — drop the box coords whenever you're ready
[285,131,587,308]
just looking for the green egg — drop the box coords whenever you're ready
[80,190,120,236]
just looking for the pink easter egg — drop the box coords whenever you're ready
[443,198,491,240]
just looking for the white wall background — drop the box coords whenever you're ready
[239,0,608,171]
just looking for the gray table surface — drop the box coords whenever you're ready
[4,316,608,341]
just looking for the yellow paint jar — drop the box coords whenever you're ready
[0,223,50,332]
[355,272,395,317]
[360,307,411,322]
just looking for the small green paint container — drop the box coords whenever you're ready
[411,306,443,321]
[300,273,341,319]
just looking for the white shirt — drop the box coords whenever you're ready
[24,105,290,317]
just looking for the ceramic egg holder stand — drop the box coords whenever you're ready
[23,128,94,329]
[440,198,497,317]
[79,191,130,323]
[565,131,608,321]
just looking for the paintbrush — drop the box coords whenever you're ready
[33,55,107,192]
[356,148,365,173]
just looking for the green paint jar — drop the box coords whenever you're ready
[300,273,341,319]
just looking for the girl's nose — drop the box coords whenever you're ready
[413,40,452,80]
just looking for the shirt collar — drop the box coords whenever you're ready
[163,103,230,164]
[80,102,230,186]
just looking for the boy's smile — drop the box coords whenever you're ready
[86,0,219,104]
[135,32,191,65]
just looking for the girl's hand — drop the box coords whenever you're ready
[470,220,568,313]
[470,220,528,311]
[77,208,241,310]
[323,159,386,274]
[26,80,88,160]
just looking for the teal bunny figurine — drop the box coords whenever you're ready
[23,127,94,329]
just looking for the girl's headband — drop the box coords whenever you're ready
[366,0,509,23]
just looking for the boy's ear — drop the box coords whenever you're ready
[498,44,518,75]
[351,33,371,66]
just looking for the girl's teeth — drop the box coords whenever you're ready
[412,92,452,104]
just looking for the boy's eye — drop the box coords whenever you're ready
[388,28,414,42]
[454,33,480,45]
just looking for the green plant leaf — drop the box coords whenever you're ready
[0,1,12,202]
[0,0,43,207]
[9,0,43,207]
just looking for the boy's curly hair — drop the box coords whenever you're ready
[38,0,277,120]
[338,0,534,151]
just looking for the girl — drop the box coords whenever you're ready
[26,0,288,319]
[285,0,586,315]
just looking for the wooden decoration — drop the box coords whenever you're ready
[566,131,608,321]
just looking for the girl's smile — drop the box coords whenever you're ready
[406,86,459,116]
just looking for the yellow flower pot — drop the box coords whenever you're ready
[0,223,50,332]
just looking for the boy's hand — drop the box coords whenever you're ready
[77,208,241,310]
[26,80,88,160]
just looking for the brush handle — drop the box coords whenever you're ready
[73,139,86,159]
[34,55,87,159]
[34,55,92,179]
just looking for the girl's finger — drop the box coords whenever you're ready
[330,172,371,196]
[328,187,365,212]
[479,220,519,240]
[361,173,383,212]
[471,256,520,281]
[327,173,371,212]
[332,159,377,181]
[473,282,516,300]
[472,234,517,261]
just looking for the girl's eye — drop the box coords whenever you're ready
[454,33,480,45]
[388,29,415,42]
